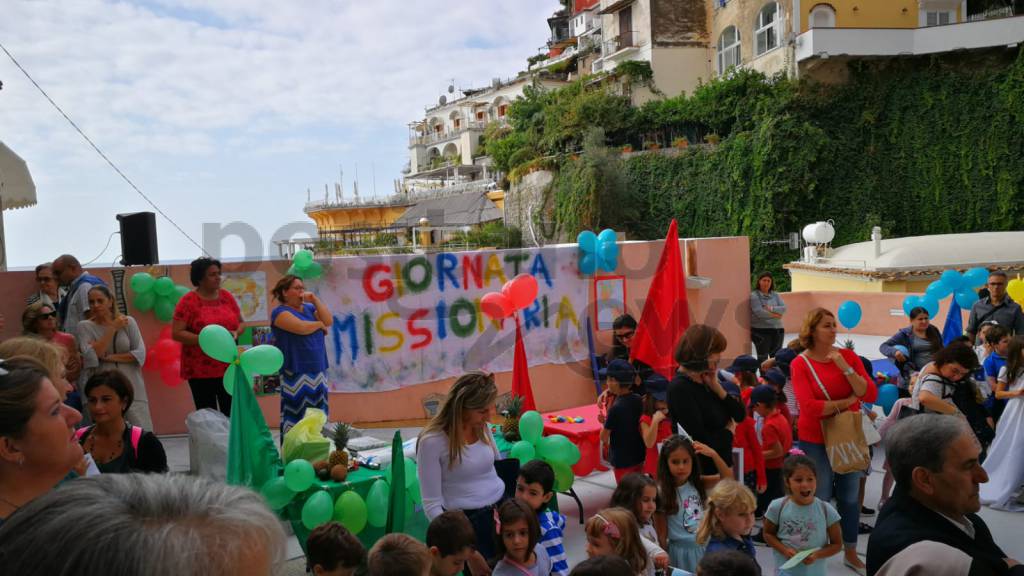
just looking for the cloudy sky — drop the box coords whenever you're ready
[0,0,559,268]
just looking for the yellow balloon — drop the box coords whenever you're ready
[1008,278,1024,304]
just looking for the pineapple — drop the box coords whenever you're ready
[329,422,351,469]
[502,395,525,442]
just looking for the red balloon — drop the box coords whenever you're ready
[507,274,539,310]
[154,338,181,364]
[160,360,182,387]
[480,292,513,320]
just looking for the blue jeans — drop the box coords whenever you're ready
[801,441,861,545]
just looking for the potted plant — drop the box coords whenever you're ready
[621,144,634,153]
[704,133,721,145]
[643,141,659,151]
[673,137,689,149]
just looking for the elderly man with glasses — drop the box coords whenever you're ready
[966,270,1024,344]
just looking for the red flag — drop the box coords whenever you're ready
[631,219,690,379]
[512,315,537,411]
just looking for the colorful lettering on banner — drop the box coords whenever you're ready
[316,247,590,392]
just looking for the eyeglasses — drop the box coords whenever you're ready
[39,311,58,319]
[615,330,635,340]
[37,276,56,283]
[988,282,1006,287]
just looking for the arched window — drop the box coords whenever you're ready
[809,4,836,28]
[755,2,780,56]
[717,26,741,74]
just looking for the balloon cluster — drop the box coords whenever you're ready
[508,411,582,492]
[197,324,284,395]
[907,267,989,317]
[261,455,421,532]
[130,273,190,323]
[837,301,862,330]
[287,249,323,280]
[577,229,619,275]
[480,274,539,320]
[1009,278,1024,304]
[144,326,183,387]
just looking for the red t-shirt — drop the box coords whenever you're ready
[761,411,793,469]
[733,416,766,486]
[639,414,672,476]
[791,349,878,444]
[173,289,241,380]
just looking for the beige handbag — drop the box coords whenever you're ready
[800,355,871,474]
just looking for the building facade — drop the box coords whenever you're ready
[711,0,1023,80]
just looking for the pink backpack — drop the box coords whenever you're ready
[75,425,143,455]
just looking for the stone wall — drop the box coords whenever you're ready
[505,170,556,247]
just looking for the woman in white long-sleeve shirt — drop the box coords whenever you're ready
[750,272,787,364]
[417,371,505,575]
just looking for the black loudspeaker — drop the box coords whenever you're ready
[116,212,159,265]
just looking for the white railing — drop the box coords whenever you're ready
[411,122,488,146]
[404,179,498,197]
[968,6,1014,21]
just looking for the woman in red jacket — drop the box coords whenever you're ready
[791,307,877,575]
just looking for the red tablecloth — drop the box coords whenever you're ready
[542,404,607,477]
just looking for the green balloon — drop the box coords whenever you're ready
[333,490,368,534]
[154,295,175,323]
[294,249,314,268]
[366,479,389,528]
[284,459,316,492]
[133,291,156,312]
[510,441,536,465]
[303,261,323,280]
[222,363,242,396]
[130,272,155,293]
[537,434,578,466]
[549,460,575,492]
[173,284,189,303]
[260,477,295,510]
[301,490,334,530]
[519,411,543,445]
[198,325,238,363]
[241,345,284,375]
[154,276,175,296]
[286,264,300,277]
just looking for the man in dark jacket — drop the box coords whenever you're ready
[867,414,1023,575]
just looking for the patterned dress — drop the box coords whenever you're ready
[271,303,329,436]
[667,482,705,572]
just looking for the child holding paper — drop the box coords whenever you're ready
[762,454,842,576]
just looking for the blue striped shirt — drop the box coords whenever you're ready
[538,510,568,576]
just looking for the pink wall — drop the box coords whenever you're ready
[1,237,753,434]
[780,291,960,336]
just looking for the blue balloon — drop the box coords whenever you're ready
[876,384,900,416]
[597,228,617,245]
[925,281,951,300]
[902,295,921,317]
[578,253,597,275]
[920,295,940,318]
[893,345,909,357]
[955,289,979,310]
[837,300,862,330]
[600,239,619,260]
[577,231,597,253]
[963,267,989,289]
[940,270,963,292]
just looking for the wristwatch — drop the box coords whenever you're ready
[844,366,855,376]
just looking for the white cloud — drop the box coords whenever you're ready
[0,0,560,266]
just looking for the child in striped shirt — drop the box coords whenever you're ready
[516,460,569,575]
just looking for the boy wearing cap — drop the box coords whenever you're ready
[600,359,646,482]
[639,374,673,476]
[750,384,792,516]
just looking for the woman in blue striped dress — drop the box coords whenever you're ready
[270,275,332,436]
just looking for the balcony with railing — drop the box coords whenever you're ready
[603,30,639,56]
[410,121,488,146]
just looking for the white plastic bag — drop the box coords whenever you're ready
[186,408,230,481]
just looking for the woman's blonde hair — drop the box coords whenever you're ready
[0,337,64,383]
[798,307,835,351]
[417,371,497,468]
[583,508,648,573]
[696,479,756,545]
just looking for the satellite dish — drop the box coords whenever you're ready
[448,84,455,94]
[439,95,447,105]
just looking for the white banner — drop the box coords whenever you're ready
[311,246,591,392]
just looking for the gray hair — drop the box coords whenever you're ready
[886,414,972,490]
[0,474,286,575]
